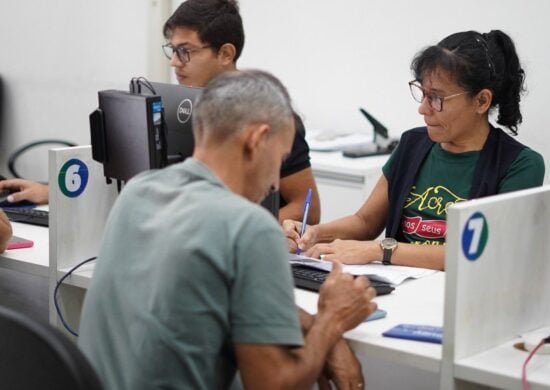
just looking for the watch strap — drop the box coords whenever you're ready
[382,248,393,265]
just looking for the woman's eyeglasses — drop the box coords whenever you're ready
[408,81,470,112]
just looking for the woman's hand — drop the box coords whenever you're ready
[282,219,319,253]
[305,239,382,265]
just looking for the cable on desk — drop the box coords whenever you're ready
[53,256,97,337]
[521,335,550,390]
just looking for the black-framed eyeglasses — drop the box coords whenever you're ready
[162,44,211,64]
[408,80,470,112]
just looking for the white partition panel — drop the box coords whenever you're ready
[441,185,550,389]
[48,146,118,333]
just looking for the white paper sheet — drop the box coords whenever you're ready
[289,254,437,286]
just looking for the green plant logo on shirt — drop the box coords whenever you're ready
[461,212,489,261]
[58,159,89,198]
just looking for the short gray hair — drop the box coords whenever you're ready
[192,69,294,143]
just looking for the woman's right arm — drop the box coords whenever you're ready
[284,175,390,252]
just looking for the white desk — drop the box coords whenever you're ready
[58,264,444,389]
[0,219,49,323]
[455,339,550,390]
[46,147,550,389]
[296,272,444,373]
[60,249,550,390]
[12,214,547,390]
[0,222,49,277]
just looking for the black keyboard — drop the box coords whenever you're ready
[2,207,49,227]
[292,265,395,296]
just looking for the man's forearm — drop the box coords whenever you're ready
[238,268,374,389]
[283,309,343,388]
[298,307,314,333]
[314,213,372,243]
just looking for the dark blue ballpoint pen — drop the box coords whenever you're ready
[296,188,313,255]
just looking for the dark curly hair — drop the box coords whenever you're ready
[163,0,245,62]
[411,30,525,135]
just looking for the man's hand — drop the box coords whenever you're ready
[0,179,49,205]
[317,261,377,334]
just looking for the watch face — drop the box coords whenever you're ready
[382,238,398,249]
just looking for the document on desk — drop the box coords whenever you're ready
[289,254,436,286]
[306,130,373,151]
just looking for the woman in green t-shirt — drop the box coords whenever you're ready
[284,29,545,271]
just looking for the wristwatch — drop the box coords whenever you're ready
[381,238,398,265]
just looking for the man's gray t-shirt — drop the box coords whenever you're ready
[78,158,303,390]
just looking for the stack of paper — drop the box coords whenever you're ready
[289,254,437,286]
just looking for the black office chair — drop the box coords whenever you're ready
[7,139,77,180]
[0,305,103,390]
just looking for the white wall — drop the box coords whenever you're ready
[238,0,550,183]
[0,0,170,180]
[1,0,548,182]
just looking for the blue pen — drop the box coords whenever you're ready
[296,188,313,255]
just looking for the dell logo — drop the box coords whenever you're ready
[177,99,193,124]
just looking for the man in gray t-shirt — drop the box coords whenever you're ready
[79,70,377,389]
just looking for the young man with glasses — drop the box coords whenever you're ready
[284,29,544,271]
[161,0,320,225]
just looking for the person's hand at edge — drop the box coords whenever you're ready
[0,179,49,205]
[0,210,13,252]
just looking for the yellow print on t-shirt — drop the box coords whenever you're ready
[404,185,466,216]
[411,240,444,246]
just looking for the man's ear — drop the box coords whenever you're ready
[243,123,270,161]
[476,89,493,114]
[217,43,237,66]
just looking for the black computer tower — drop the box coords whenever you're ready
[90,90,164,182]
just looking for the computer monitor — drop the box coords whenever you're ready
[141,81,279,218]
[140,81,202,165]
[90,90,164,183]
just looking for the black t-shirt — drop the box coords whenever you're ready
[262,113,311,213]
[281,113,311,178]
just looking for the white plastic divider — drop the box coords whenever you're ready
[48,145,118,335]
[442,185,550,389]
